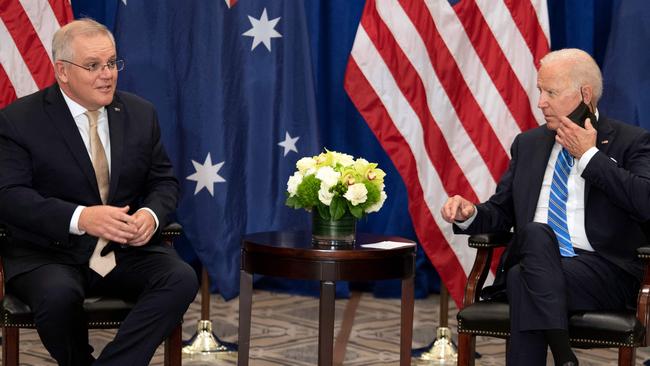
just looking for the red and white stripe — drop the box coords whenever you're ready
[344,0,549,306]
[0,0,73,108]
[224,0,238,9]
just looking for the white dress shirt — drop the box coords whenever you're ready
[532,143,596,251]
[457,112,600,251]
[60,90,158,235]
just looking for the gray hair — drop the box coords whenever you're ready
[52,18,115,62]
[539,48,603,105]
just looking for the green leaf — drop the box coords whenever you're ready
[330,197,346,220]
[317,204,330,219]
[349,204,363,218]
[285,195,301,209]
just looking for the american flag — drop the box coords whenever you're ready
[0,0,73,108]
[344,0,549,306]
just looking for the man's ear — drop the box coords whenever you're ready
[581,85,594,107]
[54,61,68,83]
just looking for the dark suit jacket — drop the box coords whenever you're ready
[0,84,179,281]
[455,117,650,294]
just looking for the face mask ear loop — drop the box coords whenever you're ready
[580,86,596,113]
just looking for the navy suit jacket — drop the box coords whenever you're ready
[0,84,179,281]
[455,117,650,286]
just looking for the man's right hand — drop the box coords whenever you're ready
[78,205,137,244]
[441,195,476,223]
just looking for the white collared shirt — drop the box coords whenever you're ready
[60,89,112,173]
[532,143,597,252]
[60,89,159,235]
[457,111,600,252]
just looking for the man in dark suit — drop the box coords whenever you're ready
[0,19,198,365]
[441,48,650,365]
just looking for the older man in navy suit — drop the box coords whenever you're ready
[0,19,198,365]
[441,49,650,365]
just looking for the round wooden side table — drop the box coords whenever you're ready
[237,231,416,366]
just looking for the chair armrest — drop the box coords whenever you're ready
[464,232,512,307]
[637,246,650,345]
[0,225,6,300]
[468,232,512,249]
[161,222,183,245]
[637,246,650,260]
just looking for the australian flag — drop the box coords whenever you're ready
[114,1,320,299]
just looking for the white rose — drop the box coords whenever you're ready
[344,183,368,206]
[286,172,303,197]
[365,190,387,213]
[296,157,316,173]
[316,166,341,188]
[318,183,335,206]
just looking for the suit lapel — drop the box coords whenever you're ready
[44,86,99,195]
[524,128,556,222]
[107,96,125,204]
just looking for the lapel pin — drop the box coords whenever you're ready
[114,107,121,112]
[601,139,608,144]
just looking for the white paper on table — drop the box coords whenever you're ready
[361,241,415,250]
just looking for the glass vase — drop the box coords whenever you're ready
[311,211,356,248]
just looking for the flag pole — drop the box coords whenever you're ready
[415,284,457,364]
[182,267,238,356]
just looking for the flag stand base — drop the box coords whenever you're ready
[182,268,238,358]
[182,320,234,354]
[414,284,457,364]
[415,326,458,364]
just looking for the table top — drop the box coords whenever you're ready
[242,231,416,260]
[241,231,416,281]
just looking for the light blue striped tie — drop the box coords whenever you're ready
[548,148,577,257]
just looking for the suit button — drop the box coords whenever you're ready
[54,241,60,246]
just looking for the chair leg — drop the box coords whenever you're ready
[3,327,19,366]
[618,346,635,366]
[164,323,182,366]
[457,333,476,366]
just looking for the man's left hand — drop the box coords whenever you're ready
[555,116,597,158]
[127,210,156,246]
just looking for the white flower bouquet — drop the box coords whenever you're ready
[285,150,387,220]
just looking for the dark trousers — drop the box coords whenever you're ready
[7,249,199,366]
[505,222,639,366]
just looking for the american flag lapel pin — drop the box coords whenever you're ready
[601,139,609,144]
[114,107,121,112]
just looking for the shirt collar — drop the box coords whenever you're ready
[59,88,106,118]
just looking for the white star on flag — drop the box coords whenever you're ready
[242,8,282,51]
[186,153,226,196]
[278,132,299,156]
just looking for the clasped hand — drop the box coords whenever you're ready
[78,205,155,246]
[555,116,597,158]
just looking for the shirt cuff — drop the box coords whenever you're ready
[577,146,599,174]
[69,206,86,235]
[454,206,477,230]
[137,207,159,231]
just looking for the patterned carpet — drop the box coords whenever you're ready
[8,290,650,365]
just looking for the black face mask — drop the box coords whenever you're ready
[566,98,597,129]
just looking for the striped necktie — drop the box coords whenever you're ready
[547,148,577,257]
